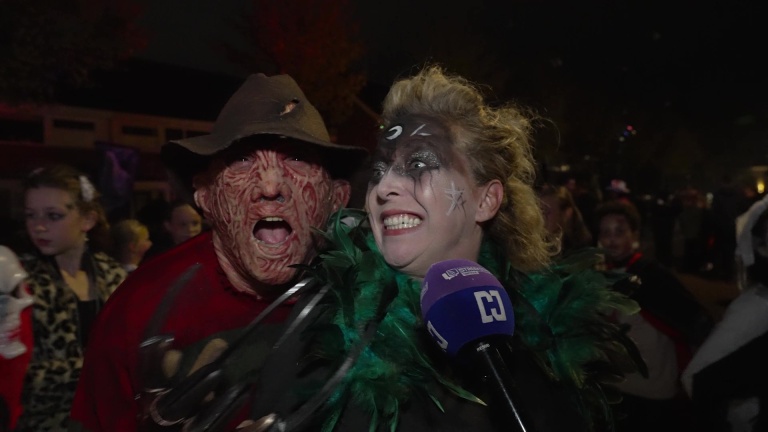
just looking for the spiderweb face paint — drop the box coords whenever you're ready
[366,116,485,278]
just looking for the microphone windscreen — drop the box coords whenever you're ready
[420,259,514,356]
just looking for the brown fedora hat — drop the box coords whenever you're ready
[162,73,367,192]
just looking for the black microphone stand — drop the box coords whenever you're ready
[466,338,532,432]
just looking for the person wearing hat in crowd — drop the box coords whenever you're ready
[69,73,366,431]
[605,179,632,203]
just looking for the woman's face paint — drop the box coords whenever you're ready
[367,116,486,278]
[196,140,348,294]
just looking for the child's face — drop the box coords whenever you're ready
[598,213,638,263]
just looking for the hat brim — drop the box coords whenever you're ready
[170,125,365,157]
[162,129,368,196]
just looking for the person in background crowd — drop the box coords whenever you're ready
[605,179,633,203]
[69,73,366,431]
[164,200,203,246]
[596,200,714,432]
[19,165,126,431]
[710,175,750,280]
[141,200,204,259]
[683,194,768,432]
[538,183,593,254]
[650,191,679,268]
[564,174,600,234]
[0,246,33,432]
[110,219,152,273]
[674,187,709,274]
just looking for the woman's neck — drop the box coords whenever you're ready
[55,242,87,276]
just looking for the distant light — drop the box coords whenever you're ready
[631,130,637,135]
[626,125,634,131]
[758,179,766,194]
[619,136,626,142]
[623,131,630,137]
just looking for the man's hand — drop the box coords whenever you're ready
[138,337,248,431]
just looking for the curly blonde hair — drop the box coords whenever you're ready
[381,66,553,272]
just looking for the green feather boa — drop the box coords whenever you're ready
[304,209,644,432]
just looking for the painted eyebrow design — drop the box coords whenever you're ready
[410,123,431,136]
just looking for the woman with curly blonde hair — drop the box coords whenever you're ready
[369,65,554,277]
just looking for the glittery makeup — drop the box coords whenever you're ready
[370,117,456,187]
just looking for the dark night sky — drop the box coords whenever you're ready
[137,0,768,112]
[131,0,768,189]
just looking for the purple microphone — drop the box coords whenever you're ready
[420,259,515,357]
[421,259,533,432]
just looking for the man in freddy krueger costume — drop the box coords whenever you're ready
[69,73,366,431]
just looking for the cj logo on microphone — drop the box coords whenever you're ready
[426,320,449,350]
[474,290,507,323]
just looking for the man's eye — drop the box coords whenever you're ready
[47,212,64,221]
[226,157,247,165]
[224,151,251,166]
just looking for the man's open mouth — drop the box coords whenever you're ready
[253,216,294,245]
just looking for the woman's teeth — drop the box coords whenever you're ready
[383,215,422,230]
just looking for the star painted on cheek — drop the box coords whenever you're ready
[445,181,465,216]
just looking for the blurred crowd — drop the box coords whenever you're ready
[538,174,767,432]
[0,165,207,431]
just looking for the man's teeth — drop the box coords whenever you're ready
[262,216,284,222]
[383,215,422,230]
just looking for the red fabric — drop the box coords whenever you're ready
[70,232,293,431]
[0,306,32,431]
[607,251,695,373]
[639,309,693,373]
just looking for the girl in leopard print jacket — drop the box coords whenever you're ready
[17,166,126,432]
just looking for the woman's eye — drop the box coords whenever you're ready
[47,212,64,221]
[408,160,427,170]
[370,162,388,181]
